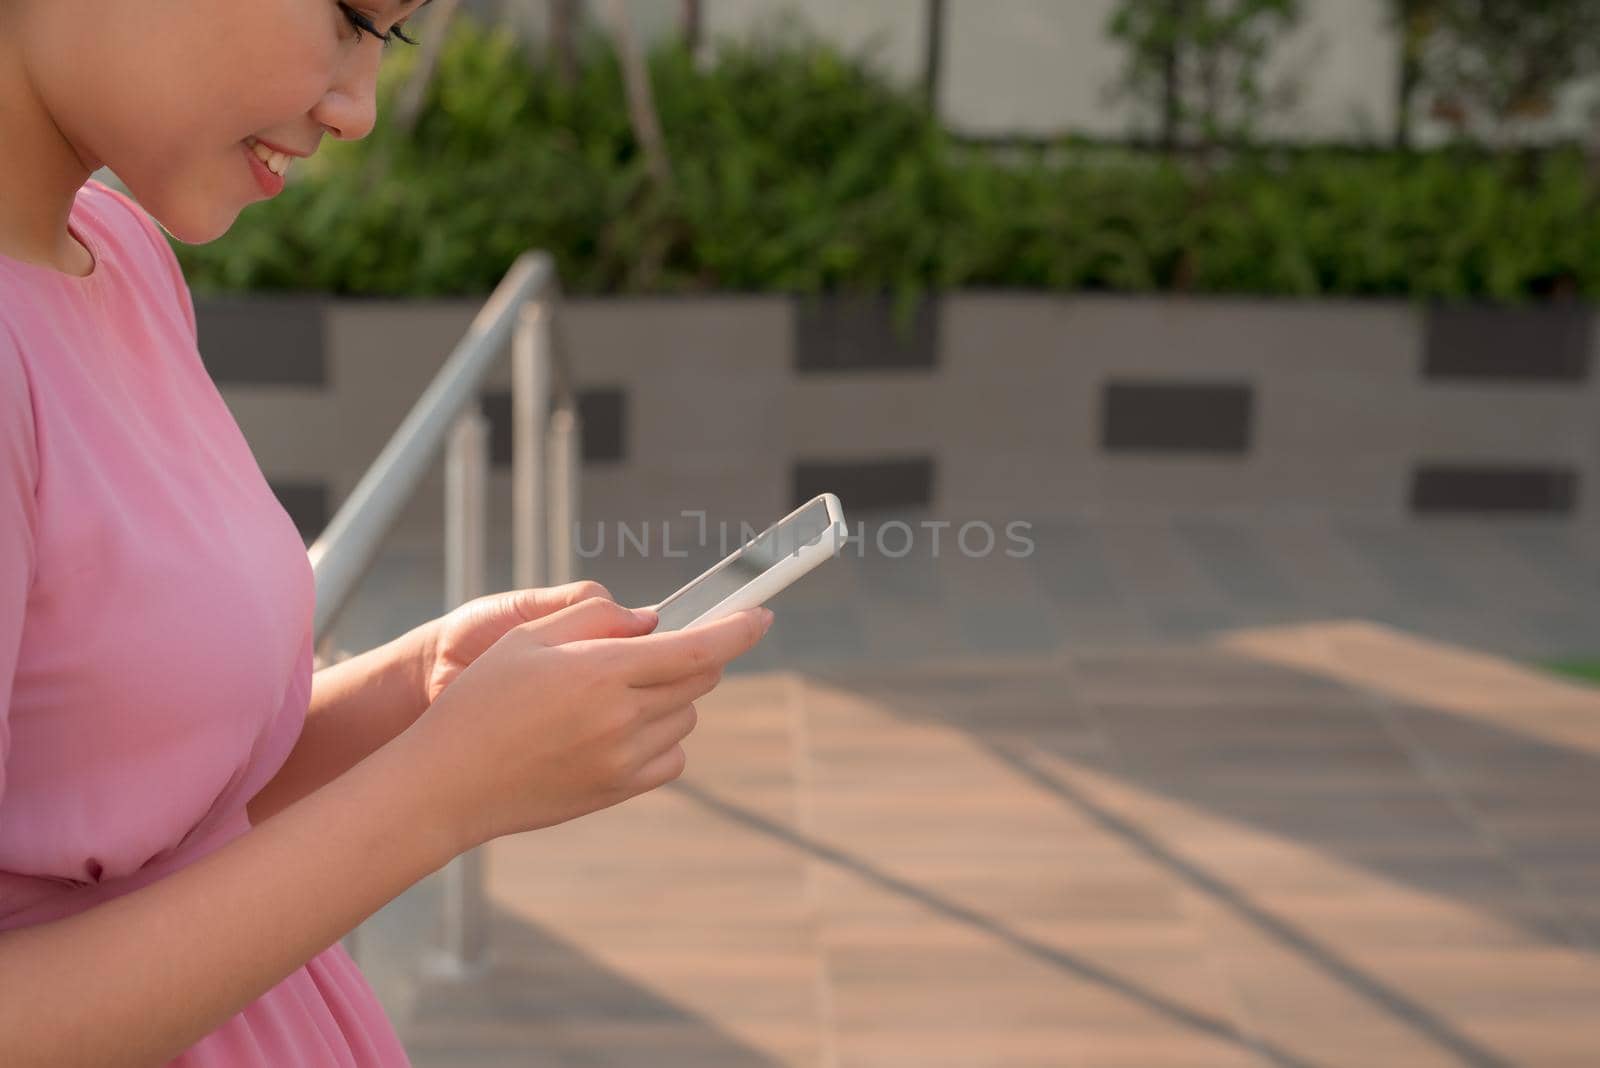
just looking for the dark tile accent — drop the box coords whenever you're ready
[1411,464,1578,515]
[792,456,935,512]
[267,480,330,543]
[578,388,626,464]
[794,295,938,372]
[194,296,326,386]
[1102,381,1253,453]
[485,386,627,467]
[1424,304,1592,381]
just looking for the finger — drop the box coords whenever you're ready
[510,580,613,622]
[633,667,721,717]
[520,596,653,646]
[634,742,688,792]
[613,608,772,686]
[630,703,698,772]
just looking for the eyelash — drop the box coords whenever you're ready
[338,3,419,48]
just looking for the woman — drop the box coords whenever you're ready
[0,2,772,1063]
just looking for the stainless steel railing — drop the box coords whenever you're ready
[306,251,580,977]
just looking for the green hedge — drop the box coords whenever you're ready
[175,15,1600,303]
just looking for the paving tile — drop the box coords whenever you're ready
[323,527,1600,1066]
[1336,523,1477,612]
[1026,522,1125,605]
[1175,521,1302,609]
[952,594,1065,655]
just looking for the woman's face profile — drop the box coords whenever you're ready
[7,0,425,244]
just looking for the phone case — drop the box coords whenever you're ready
[646,493,846,629]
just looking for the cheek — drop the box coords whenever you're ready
[204,7,344,140]
[86,2,338,162]
[85,3,343,241]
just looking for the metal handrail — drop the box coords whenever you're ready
[306,250,581,978]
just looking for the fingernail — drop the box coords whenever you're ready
[759,608,774,631]
[633,607,657,621]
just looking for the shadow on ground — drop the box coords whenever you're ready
[397,898,781,1068]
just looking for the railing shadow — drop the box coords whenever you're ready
[787,636,1600,1065]
[396,896,783,1067]
[672,779,1331,1068]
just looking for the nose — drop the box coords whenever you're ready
[310,47,382,142]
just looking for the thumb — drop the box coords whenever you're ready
[520,597,657,646]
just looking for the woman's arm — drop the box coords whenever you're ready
[0,728,461,1068]
[246,621,434,826]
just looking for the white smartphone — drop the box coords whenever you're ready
[647,493,847,632]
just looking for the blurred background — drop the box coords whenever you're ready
[117,1,1600,1064]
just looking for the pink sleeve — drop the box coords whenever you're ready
[0,322,39,807]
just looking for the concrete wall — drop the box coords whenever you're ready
[201,294,1600,545]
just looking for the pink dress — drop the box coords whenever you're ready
[0,179,411,1065]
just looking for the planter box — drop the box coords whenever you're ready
[195,293,1600,543]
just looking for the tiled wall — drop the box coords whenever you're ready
[197,294,1600,544]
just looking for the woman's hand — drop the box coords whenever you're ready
[419,580,620,707]
[401,596,773,851]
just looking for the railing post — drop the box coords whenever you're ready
[424,408,491,980]
[548,405,582,585]
[304,253,566,987]
[514,302,552,590]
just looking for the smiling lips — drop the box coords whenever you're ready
[244,137,295,178]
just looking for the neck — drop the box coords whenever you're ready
[0,11,97,274]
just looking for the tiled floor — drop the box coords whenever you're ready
[354,620,1600,1067]
[323,512,1600,1065]
[326,513,1600,670]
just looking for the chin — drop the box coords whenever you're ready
[108,157,255,245]
[165,212,242,246]
[134,191,243,247]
